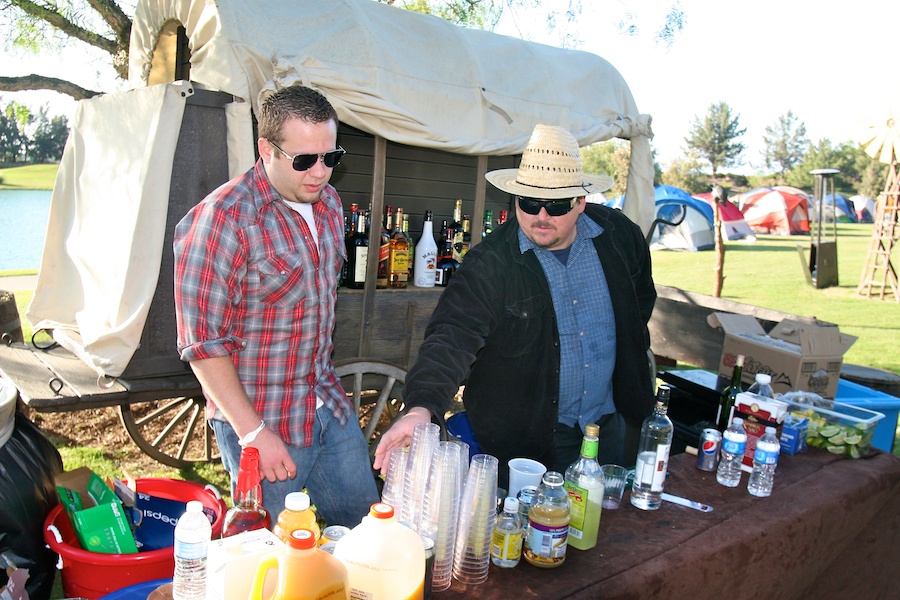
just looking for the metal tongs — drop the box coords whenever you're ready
[661,493,714,512]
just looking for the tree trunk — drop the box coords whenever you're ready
[713,201,725,297]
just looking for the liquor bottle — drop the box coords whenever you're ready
[450,200,465,263]
[748,373,775,398]
[222,446,271,537]
[483,209,494,239]
[563,423,604,551]
[717,354,745,432]
[388,207,409,288]
[747,426,780,497]
[716,417,747,488]
[376,205,392,289]
[435,226,459,287]
[348,203,359,237]
[630,386,674,511]
[402,212,414,281]
[345,210,368,289]
[498,210,508,225]
[172,500,212,600]
[437,219,449,248]
[524,471,570,569]
[459,214,472,260]
[491,497,523,568]
[413,210,437,288]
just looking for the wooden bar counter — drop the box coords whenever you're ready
[439,448,900,600]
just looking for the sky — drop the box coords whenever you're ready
[495,0,900,174]
[3,0,899,176]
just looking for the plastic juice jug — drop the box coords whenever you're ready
[273,492,321,543]
[248,529,349,600]
[333,503,425,600]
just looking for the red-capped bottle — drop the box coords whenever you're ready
[222,446,271,537]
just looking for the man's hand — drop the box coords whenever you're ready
[372,407,433,474]
[250,426,298,482]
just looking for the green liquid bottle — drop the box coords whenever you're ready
[563,424,604,551]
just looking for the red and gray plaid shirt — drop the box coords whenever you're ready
[174,159,350,447]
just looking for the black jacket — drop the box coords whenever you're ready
[405,203,657,471]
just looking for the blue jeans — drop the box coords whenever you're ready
[211,407,380,529]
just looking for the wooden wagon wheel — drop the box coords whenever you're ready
[334,358,407,458]
[117,396,219,468]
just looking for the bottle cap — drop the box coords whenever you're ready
[370,503,394,519]
[288,529,317,550]
[284,492,310,512]
[765,426,777,434]
[503,497,520,513]
[732,417,744,425]
[585,423,600,437]
[185,500,203,514]
[756,373,772,384]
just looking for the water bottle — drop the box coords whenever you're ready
[748,426,780,497]
[716,417,747,488]
[491,497,523,568]
[630,386,674,511]
[173,500,213,600]
[747,373,775,398]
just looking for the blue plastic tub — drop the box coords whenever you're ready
[836,378,900,452]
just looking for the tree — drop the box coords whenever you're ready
[761,110,808,182]
[29,108,69,161]
[0,100,29,162]
[582,139,633,198]
[784,139,861,193]
[684,101,746,180]
[660,154,708,194]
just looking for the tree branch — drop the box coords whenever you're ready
[86,0,131,46]
[0,74,100,100]
[9,0,119,55]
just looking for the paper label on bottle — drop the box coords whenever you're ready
[525,521,568,561]
[353,247,368,282]
[491,529,523,561]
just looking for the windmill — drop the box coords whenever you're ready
[857,116,900,301]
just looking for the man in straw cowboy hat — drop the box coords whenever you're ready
[374,124,656,487]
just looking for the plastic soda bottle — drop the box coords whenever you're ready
[717,417,747,487]
[748,373,775,398]
[273,492,321,543]
[173,500,213,600]
[748,426,780,497]
[491,497,523,568]
[563,423,605,550]
[248,528,350,600]
[524,471,570,568]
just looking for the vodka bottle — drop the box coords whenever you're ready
[630,386,674,511]
[491,497,523,568]
[172,500,212,600]
[413,210,437,288]
[748,426,780,497]
[717,354,745,432]
[716,417,747,487]
[748,373,775,398]
[563,423,604,550]
[223,446,271,537]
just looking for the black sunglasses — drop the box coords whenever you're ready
[267,139,345,171]
[516,196,579,217]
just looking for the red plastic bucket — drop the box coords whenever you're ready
[44,478,226,599]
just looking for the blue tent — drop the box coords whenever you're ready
[650,187,715,251]
[823,193,858,223]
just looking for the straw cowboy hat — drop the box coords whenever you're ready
[486,124,614,199]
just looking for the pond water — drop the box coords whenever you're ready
[0,189,52,271]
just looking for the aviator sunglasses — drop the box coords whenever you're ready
[266,139,345,171]
[516,195,579,217]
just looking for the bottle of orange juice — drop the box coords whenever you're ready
[273,492,321,543]
[248,529,349,600]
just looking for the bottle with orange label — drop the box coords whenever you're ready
[273,492,321,543]
[248,528,349,600]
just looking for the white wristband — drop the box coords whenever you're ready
[238,420,266,447]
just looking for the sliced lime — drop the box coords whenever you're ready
[828,431,847,445]
[849,445,862,459]
[826,445,847,455]
[844,434,862,445]
[819,425,840,438]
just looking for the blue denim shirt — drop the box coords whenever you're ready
[519,215,617,430]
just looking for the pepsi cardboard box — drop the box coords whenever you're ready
[56,467,138,554]
[733,391,789,467]
[708,313,856,399]
[130,489,215,551]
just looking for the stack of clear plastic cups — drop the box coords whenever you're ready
[452,454,498,585]
[399,422,441,527]
[420,441,465,592]
[381,447,409,511]
[447,438,470,492]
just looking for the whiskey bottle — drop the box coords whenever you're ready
[388,207,409,288]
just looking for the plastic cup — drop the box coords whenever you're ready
[601,464,628,509]
[399,422,440,525]
[381,447,408,509]
[507,457,547,498]
[452,454,497,586]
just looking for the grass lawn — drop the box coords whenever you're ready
[0,163,58,190]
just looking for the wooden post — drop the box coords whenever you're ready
[0,290,24,345]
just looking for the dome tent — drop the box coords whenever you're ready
[648,186,715,252]
[693,192,757,242]
[736,188,811,235]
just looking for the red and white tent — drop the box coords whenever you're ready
[693,192,756,242]
[735,188,811,235]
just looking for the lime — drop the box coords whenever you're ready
[826,445,847,455]
[828,431,847,445]
[850,445,862,459]
[844,434,862,445]
[819,425,840,438]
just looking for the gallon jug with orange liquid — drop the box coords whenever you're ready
[272,492,321,543]
[248,529,349,600]
[333,503,424,600]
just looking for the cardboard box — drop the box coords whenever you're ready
[780,414,809,455]
[206,528,283,600]
[55,467,138,555]
[732,391,789,467]
[708,313,856,399]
